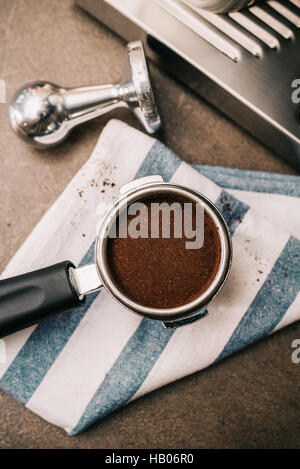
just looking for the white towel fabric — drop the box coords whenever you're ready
[0,119,299,434]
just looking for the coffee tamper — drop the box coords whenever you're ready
[9,41,161,148]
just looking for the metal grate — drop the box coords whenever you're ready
[158,0,300,59]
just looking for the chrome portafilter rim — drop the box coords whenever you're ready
[95,182,232,322]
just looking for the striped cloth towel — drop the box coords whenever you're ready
[0,119,299,435]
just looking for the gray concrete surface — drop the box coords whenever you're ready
[0,0,299,449]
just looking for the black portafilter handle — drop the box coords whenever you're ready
[0,261,84,338]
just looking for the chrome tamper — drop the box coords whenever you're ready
[9,41,161,148]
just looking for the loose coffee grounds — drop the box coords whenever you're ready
[106,194,221,309]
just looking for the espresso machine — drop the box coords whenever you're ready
[76,0,300,170]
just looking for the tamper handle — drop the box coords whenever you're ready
[62,84,127,122]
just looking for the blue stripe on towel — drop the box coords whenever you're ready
[0,243,98,404]
[135,141,181,180]
[70,318,174,435]
[217,236,300,362]
[193,165,300,198]
[215,191,249,237]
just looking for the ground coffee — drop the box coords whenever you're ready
[106,194,221,309]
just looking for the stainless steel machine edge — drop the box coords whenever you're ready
[76,0,300,170]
